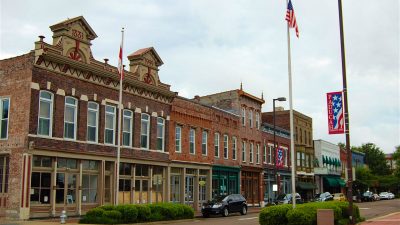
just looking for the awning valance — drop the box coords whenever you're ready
[296,181,317,190]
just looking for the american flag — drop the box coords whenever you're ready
[327,92,345,134]
[276,148,284,168]
[286,0,299,38]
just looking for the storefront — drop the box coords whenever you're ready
[212,165,240,198]
[241,166,263,206]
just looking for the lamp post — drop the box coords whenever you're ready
[273,97,286,197]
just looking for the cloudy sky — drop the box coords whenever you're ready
[1,0,399,153]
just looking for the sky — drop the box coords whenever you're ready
[1,0,399,153]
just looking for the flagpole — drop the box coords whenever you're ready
[286,0,297,209]
[115,27,124,206]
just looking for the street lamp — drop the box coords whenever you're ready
[273,97,286,197]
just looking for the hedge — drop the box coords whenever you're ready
[80,203,194,224]
[259,201,362,225]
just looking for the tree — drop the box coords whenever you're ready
[358,143,390,176]
[393,145,400,178]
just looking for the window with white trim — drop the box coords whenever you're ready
[255,112,260,129]
[242,141,246,162]
[256,144,260,164]
[202,130,207,156]
[87,102,98,142]
[268,144,273,164]
[223,135,228,159]
[175,125,182,152]
[156,117,165,151]
[189,128,195,154]
[104,105,116,144]
[297,152,301,167]
[0,97,10,139]
[64,97,77,139]
[249,142,254,163]
[232,137,237,160]
[263,145,267,164]
[214,133,220,158]
[140,114,150,149]
[249,110,253,128]
[38,91,53,136]
[122,110,133,146]
[241,108,246,126]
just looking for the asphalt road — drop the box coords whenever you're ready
[355,198,400,220]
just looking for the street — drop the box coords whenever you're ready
[356,198,400,220]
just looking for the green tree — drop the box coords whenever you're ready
[358,143,390,176]
[393,145,400,178]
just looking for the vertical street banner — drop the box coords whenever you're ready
[276,148,284,168]
[327,91,345,134]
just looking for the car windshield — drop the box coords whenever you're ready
[276,194,286,200]
[213,195,228,202]
[314,193,321,198]
[380,192,388,195]
[363,192,372,196]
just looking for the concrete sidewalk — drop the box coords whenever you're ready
[358,211,400,225]
[0,207,263,225]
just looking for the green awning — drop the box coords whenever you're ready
[324,177,346,187]
[337,178,346,187]
[296,182,317,190]
[322,156,326,164]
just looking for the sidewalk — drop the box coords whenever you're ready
[358,211,400,225]
[194,206,262,218]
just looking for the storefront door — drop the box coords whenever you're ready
[134,179,149,204]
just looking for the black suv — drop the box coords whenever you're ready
[201,194,248,217]
[361,191,374,202]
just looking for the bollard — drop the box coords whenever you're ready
[60,210,67,224]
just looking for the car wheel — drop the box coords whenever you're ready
[222,207,229,217]
[240,206,247,215]
[203,213,210,218]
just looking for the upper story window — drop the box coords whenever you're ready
[263,145,267,164]
[0,156,9,194]
[296,151,301,167]
[64,97,77,140]
[255,112,260,129]
[202,130,208,156]
[241,108,246,126]
[249,110,253,128]
[223,135,229,159]
[268,144,273,164]
[232,137,237,160]
[214,133,220,158]
[175,125,182,152]
[189,128,195,154]
[242,141,246,162]
[122,110,133,147]
[38,91,53,136]
[302,152,306,167]
[0,97,10,139]
[249,142,254,163]
[140,114,150,149]
[156,117,165,151]
[87,102,98,142]
[104,105,116,145]
[256,144,260,164]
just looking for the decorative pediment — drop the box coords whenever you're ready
[49,16,98,63]
[128,47,163,86]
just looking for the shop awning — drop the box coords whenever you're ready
[296,181,317,190]
[324,177,346,187]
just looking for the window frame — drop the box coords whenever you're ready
[63,96,78,140]
[232,137,237,160]
[189,128,196,154]
[122,110,133,147]
[175,125,182,153]
[263,145,267,164]
[249,142,254,163]
[223,134,229,159]
[140,113,150,149]
[37,91,53,137]
[268,144,274,164]
[242,141,246,162]
[104,105,116,145]
[249,110,253,128]
[87,102,99,143]
[202,130,208,156]
[156,117,165,151]
[256,144,260,164]
[214,133,220,158]
[241,108,246,126]
[0,97,10,140]
[255,112,260,130]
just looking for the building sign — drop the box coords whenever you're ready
[327,91,345,134]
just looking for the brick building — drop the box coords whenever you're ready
[261,123,291,203]
[262,109,315,201]
[198,87,265,206]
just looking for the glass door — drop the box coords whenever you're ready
[134,179,149,204]
[185,176,194,207]
[55,173,78,206]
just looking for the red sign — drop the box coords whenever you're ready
[327,91,345,134]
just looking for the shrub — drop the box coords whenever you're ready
[115,204,138,223]
[259,204,292,225]
[99,205,115,211]
[84,207,104,218]
[136,204,151,222]
[287,206,317,225]
[182,204,195,219]
[103,210,122,222]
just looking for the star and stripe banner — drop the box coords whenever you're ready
[276,147,284,168]
[286,0,299,38]
[327,91,345,134]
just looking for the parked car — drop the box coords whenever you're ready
[379,192,390,200]
[201,194,247,217]
[333,193,346,201]
[388,192,395,199]
[276,193,303,204]
[314,192,334,202]
[362,191,375,202]
[372,193,380,201]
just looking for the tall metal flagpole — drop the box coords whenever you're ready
[286,0,297,208]
[337,0,354,223]
[115,28,124,206]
